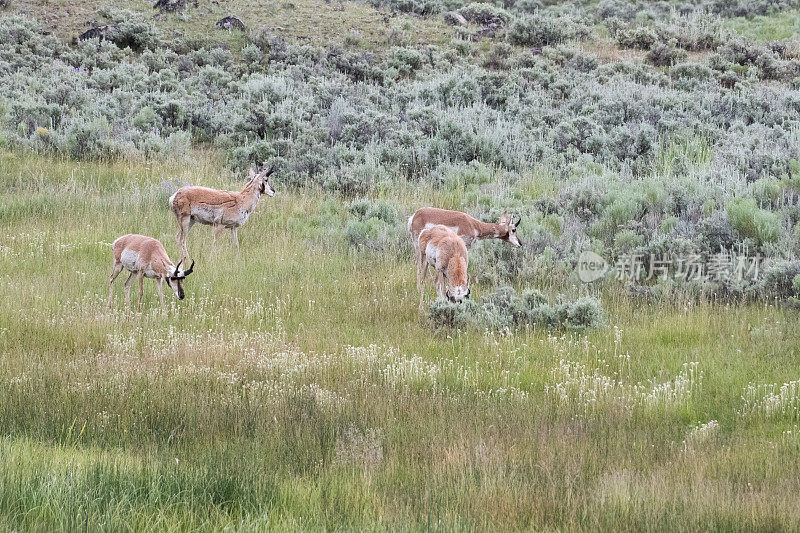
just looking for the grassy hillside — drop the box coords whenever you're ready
[8,0,452,48]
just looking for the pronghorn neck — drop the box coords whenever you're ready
[447,256,468,286]
[239,180,262,210]
[241,177,261,197]
[474,219,505,240]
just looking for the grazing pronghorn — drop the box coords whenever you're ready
[417,225,471,312]
[107,234,194,310]
[408,207,522,250]
[169,166,275,262]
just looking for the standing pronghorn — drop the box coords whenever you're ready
[417,225,471,312]
[107,234,194,310]
[408,207,522,250]
[169,166,276,262]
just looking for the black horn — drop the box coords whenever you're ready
[514,214,522,226]
[173,259,183,278]
[183,260,195,277]
[263,164,275,177]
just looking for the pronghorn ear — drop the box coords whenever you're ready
[499,211,508,224]
[247,168,257,180]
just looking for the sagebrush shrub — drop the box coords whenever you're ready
[647,39,687,67]
[508,13,578,47]
[428,286,604,331]
[458,3,511,25]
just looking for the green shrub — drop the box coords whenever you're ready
[458,3,511,25]
[760,260,800,300]
[508,13,578,47]
[647,39,687,67]
[428,286,605,332]
[97,7,161,51]
[726,198,781,246]
[613,24,658,50]
[565,296,605,330]
[427,298,484,330]
[388,47,424,76]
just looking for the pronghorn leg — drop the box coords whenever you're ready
[211,224,226,255]
[414,246,423,291]
[231,227,240,256]
[435,271,446,299]
[157,278,165,306]
[123,272,134,309]
[176,216,192,262]
[137,272,145,311]
[107,261,123,309]
[419,260,429,313]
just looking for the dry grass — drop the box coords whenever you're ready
[8,0,453,49]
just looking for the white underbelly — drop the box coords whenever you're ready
[190,205,223,225]
[120,249,140,271]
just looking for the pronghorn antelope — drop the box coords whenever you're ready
[408,207,522,250]
[417,224,471,312]
[107,234,194,309]
[169,166,275,262]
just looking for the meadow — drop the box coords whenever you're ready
[1,152,800,530]
[2,0,800,529]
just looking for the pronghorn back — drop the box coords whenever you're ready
[409,207,475,244]
[409,207,521,248]
[170,186,239,214]
[113,234,174,274]
[418,225,468,287]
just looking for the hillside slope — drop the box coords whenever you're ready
[8,0,452,48]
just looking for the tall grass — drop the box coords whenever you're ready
[1,153,800,529]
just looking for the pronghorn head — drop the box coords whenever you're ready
[167,260,194,300]
[499,212,522,247]
[445,269,471,303]
[249,165,276,197]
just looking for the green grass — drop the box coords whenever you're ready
[728,8,800,40]
[1,151,800,529]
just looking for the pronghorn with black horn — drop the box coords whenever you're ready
[417,224,471,312]
[107,234,194,310]
[169,165,276,262]
[408,207,522,250]
[408,207,520,288]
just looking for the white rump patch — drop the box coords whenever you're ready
[425,243,440,266]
